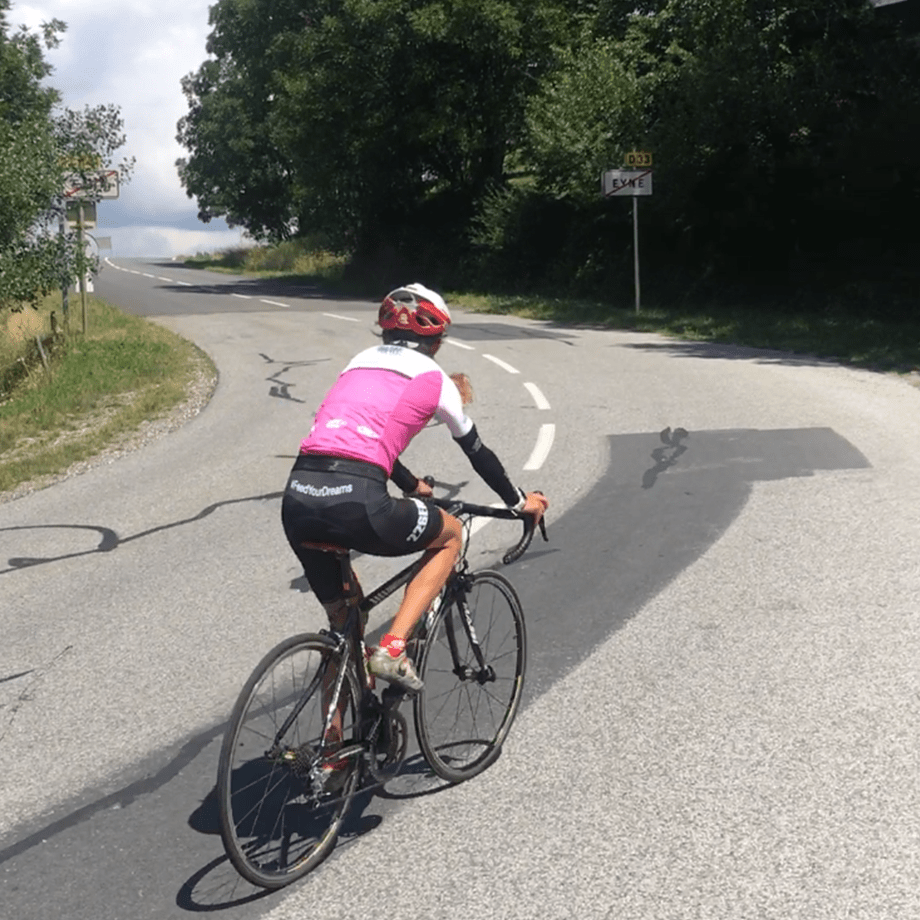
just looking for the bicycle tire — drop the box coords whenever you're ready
[414,570,526,783]
[216,633,362,888]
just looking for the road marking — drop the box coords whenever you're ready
[231,293,252,300]
[156,276,172,282]
[142,273,155,278]
[323,312,360,323]
[524,424,555,471]
[261,299,290,308]
[445,339,475,351]
[469,505,505,538]
[523,382,551,410]
[483,354,519,374]
[176,281,192,286]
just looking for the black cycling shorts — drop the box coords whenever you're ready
[281,454,444,603]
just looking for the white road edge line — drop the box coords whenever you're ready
[445,339,475,351]
[323,312,360,323]
[523,382,551,410]
[524,423,555,472]
[261,299,290,308]
[483,354,519,374]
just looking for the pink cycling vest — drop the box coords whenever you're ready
[300,344,473,474]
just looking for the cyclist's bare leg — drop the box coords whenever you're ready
[387,510,462,641]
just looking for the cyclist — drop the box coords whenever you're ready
[281,283,548,693]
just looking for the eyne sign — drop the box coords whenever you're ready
[601,169,653,197]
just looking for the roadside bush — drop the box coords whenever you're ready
[469,183,634,298]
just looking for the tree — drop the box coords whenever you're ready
[516,0,920,282]
[176,0,567,251]
[0,4,134,315]
[176,0,302,242]
[0,3,67,312]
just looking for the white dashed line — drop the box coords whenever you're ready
[142,273,155,278]
[261,299,290,308]
[483,354,519,374]
[232,293,252,300]
[323,312,360,323]
[524,423,555,471]
[523,382,551,410]
[176,281,192,286]
[445,339,475,351]
[156,276,172,282]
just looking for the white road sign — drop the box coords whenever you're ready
[602,169,653,197]
[64,170,120,200]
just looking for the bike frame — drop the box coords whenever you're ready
[310,499,541,770]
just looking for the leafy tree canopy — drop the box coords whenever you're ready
[522,0,920,270]
[177,0,569,248]
[0,3,134,313]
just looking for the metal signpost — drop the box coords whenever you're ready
[62,170,119,333]
[601,153,653,313]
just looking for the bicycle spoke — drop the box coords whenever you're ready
[415,572,526,783]
[216,635,362,888]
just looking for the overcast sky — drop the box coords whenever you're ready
[10,0,245,257]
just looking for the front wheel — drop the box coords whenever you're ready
[414,571,526,783]
[216,633,362,888]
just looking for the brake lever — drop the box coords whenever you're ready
[534,490,548,542]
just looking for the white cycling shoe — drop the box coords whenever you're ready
[368,647,424,693]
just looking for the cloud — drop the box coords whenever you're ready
[10,0,236,256]
[99,224,250,258]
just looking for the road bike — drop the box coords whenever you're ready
[215,492,547,888]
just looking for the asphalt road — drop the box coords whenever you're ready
[1,258,918,919]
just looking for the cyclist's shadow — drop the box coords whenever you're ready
[181,755,447,910]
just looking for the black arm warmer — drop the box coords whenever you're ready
[390,458,419,494]
[454,425,522,507]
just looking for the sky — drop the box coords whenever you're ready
[9,0,246,257]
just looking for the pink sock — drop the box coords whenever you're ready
[380,634,406,658]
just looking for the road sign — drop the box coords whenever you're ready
[66,201,96,227]
[625,151,653,167]
[64,170,120,200]
[601,167,655,313]
[602,169,653,197]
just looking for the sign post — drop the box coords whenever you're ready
[62,170,119,333]
[601,155,653,313]
[78,201,87,334]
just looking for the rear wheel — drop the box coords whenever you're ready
[216,634,361,888]
[414,571,526,783]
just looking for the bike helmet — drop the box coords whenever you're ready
[379,283,451,337]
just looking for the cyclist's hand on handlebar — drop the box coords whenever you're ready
[407,478,434,499]
[522,491,548,524]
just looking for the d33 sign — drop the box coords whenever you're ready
[624,151,652,167]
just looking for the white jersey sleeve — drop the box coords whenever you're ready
[435,373,475,439]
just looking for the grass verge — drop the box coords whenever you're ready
[0,294,215,499]
[182,239,349,286]
[445,292,920,375]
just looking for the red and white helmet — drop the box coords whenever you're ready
[379,283,451,337]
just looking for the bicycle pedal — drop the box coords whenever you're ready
[381,685,405,709]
